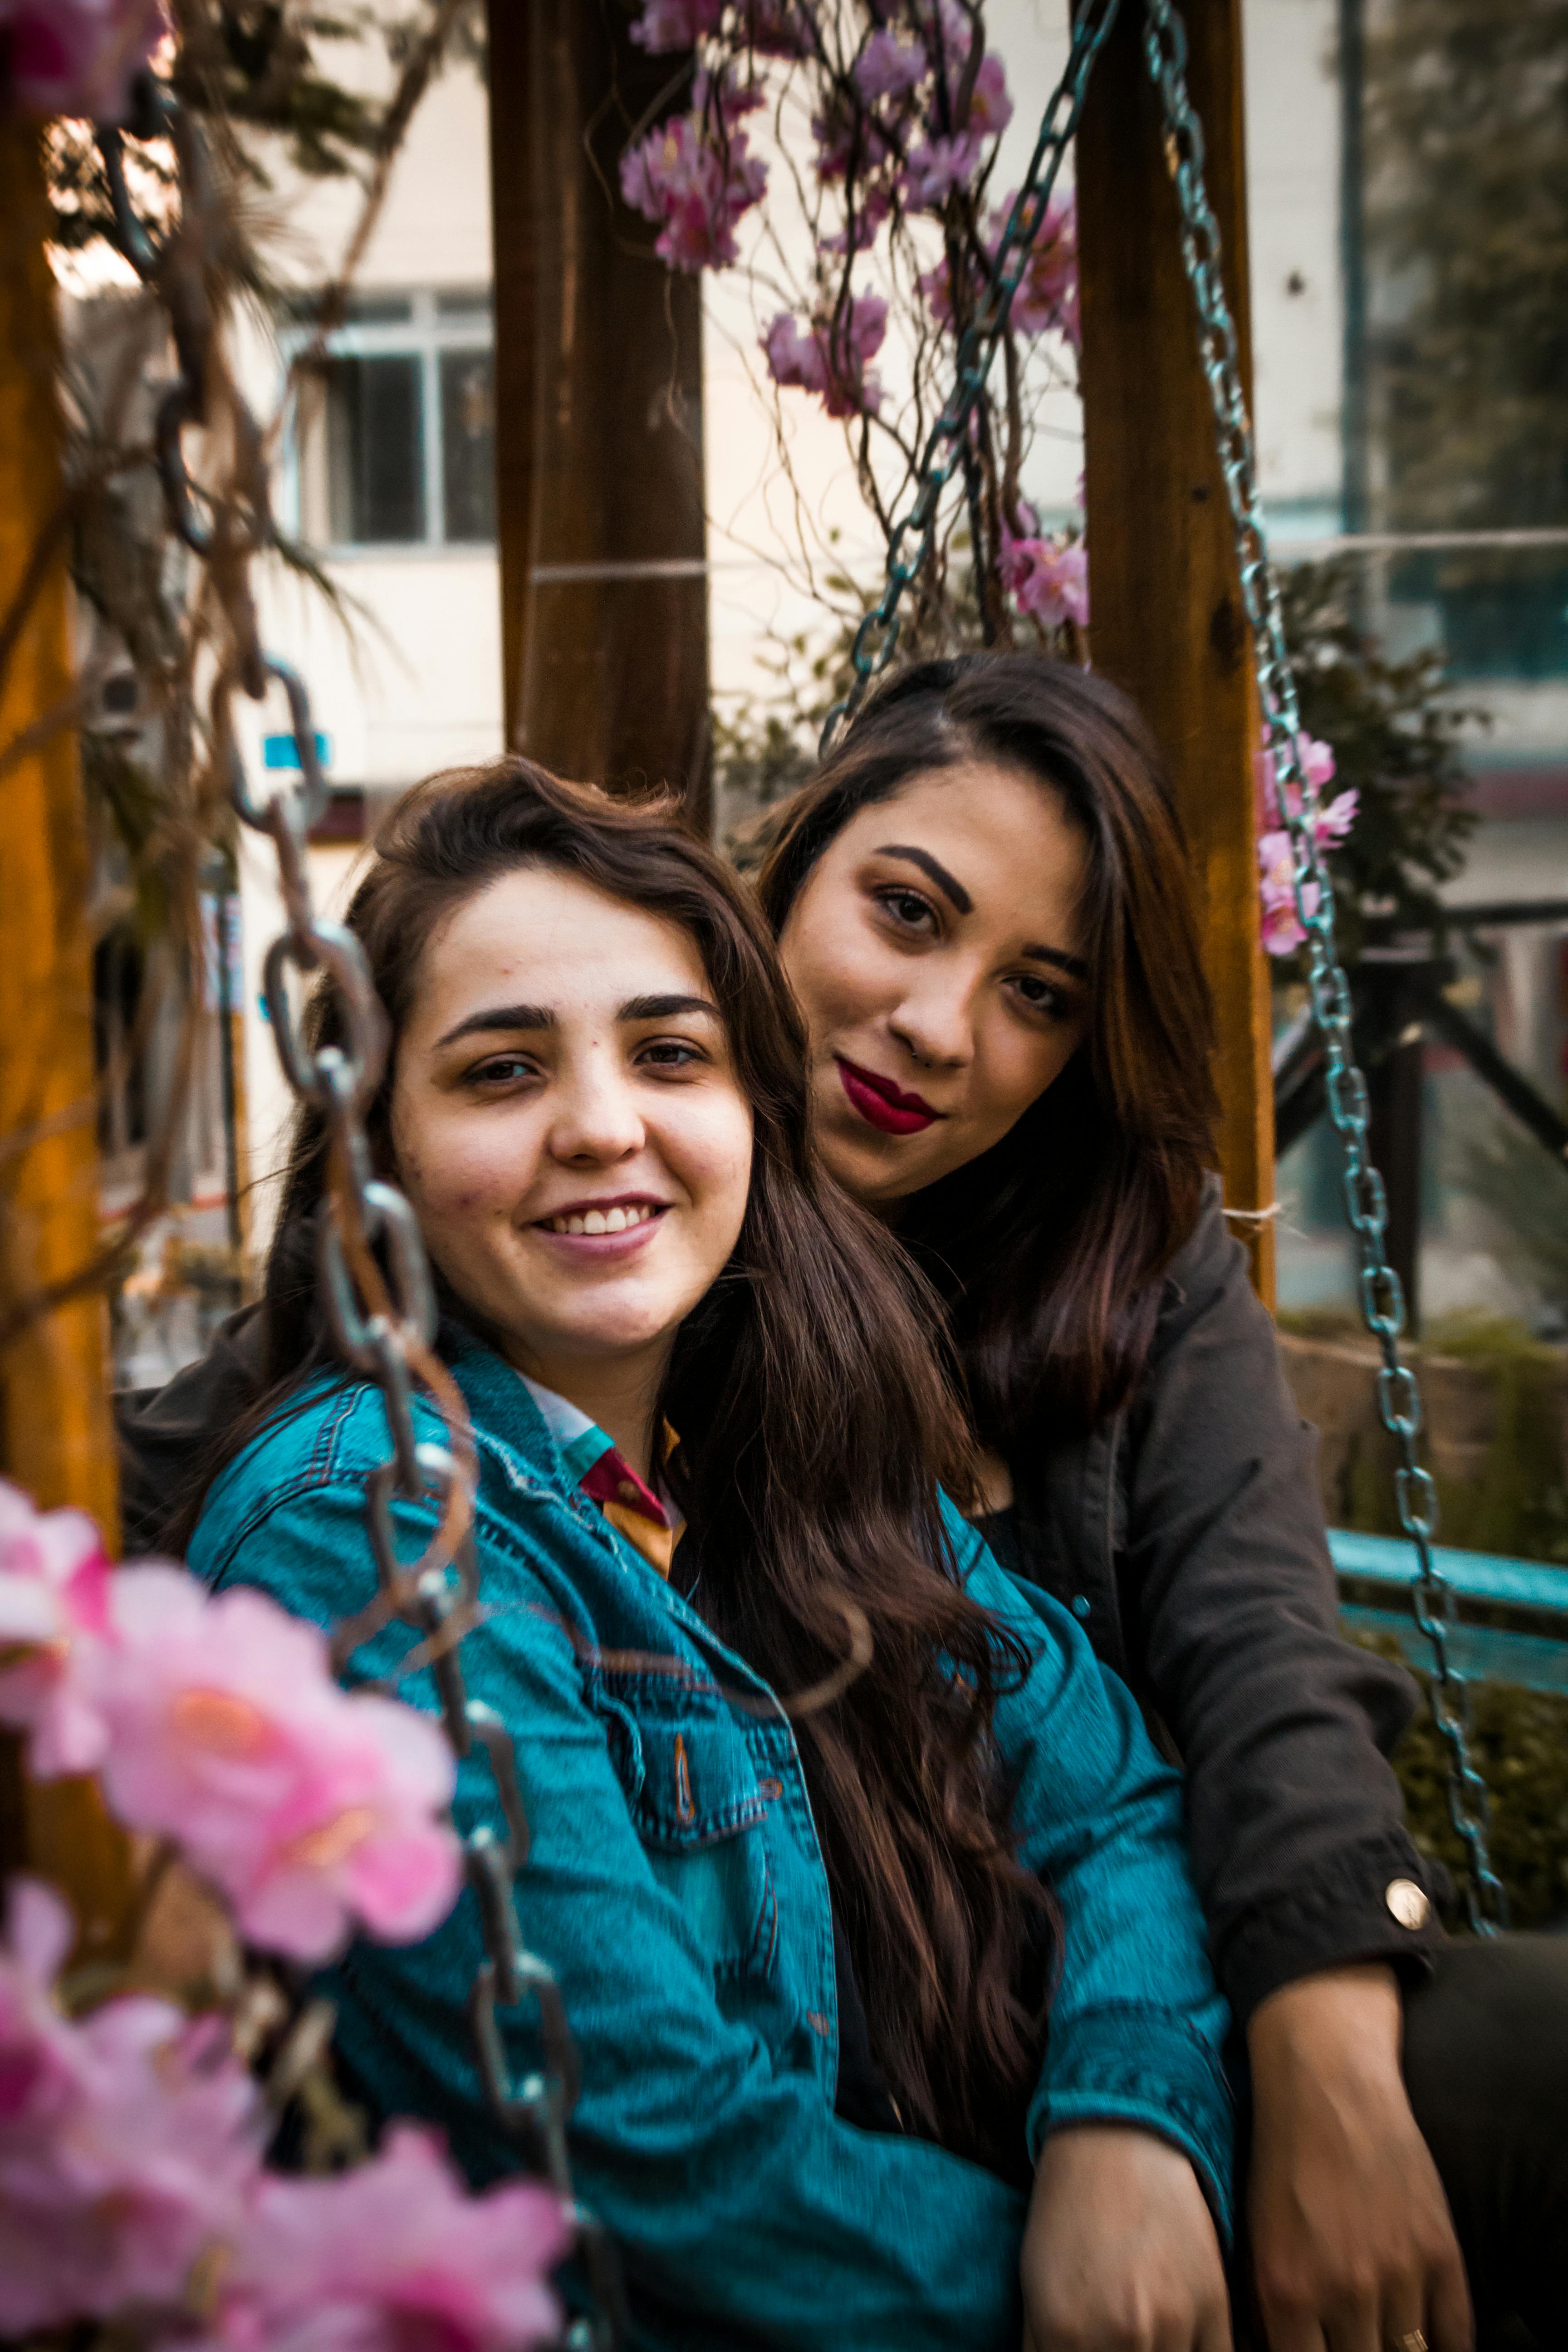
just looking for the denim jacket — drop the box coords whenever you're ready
[189,1332,1232,2352]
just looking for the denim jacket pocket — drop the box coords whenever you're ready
[590,1674,778,1981]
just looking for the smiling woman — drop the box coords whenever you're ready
[389,866,752,1468]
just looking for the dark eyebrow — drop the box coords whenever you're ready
[876,844,1088,980]
[436,1003,555,1049]
[1022,942,1090,982]
[618,993,721,1024]
[874,844,973,916]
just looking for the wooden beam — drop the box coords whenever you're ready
[1076,0,1276,1300]
[485,0,535,753]
[488,0,711,831]
[0,120,138,1959]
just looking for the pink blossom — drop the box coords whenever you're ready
[812,96,896,182]
[853,26,926,103]
[737,0,813,56]
[902,128,984,208]
[917,0,975,69]
[621,110,766,272]
[0,0,165,120]
[999,529,1089,629]
[1254,739,1357,957]
[0,1479,115,1776]
[211,2124,568,2352]
[763,294,887,417]
[0,1878,86,2139]
[964,51,1012,134]
[627,0,722,52]
[91,1568,461,1962]
[1253,728,1338,824]
[995,188,1079,342]
[0,1878,260,2331]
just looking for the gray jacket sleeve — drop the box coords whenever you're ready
[1117,1183,1445,2020]
[1009,1180,1446,2026]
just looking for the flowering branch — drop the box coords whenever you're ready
[0,1479,566,2346]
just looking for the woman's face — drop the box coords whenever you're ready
[390,866,754,1394]
[778,760,1092,1207]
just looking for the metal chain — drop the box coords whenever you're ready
[819,0,1123,749]
[95,88,628,2336]
[1140,0,1505,1929]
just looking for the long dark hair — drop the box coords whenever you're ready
[758,654,1219,1462]
[209,756,1050,2172]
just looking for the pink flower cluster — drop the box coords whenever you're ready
[1254,732,1358,955]
[621,74,767,271]
[998,514,1089,630]
[763,293,888,416]
[0,1879,566,2343]
[0,1878,258,2332]
[921,187,1079,346]
[0,1482,460,1963]
[0,0,165,122]
[203,2125,568,2352]
[630,0,812,56]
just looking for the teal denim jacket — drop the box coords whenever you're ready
[189,1334,1232,2352]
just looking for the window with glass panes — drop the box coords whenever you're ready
[289,289,496,549]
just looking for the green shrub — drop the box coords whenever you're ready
[1332,1313,1568,1565]
[1355,1633,1568,1927]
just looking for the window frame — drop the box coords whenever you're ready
[280,287,495,555]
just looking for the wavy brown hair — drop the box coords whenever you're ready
[758,654,1220,1459]
[206,756,1051,2173]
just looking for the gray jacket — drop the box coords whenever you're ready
[980,1178,1444,2024]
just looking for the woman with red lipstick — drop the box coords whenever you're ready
[762,653,1567,2352]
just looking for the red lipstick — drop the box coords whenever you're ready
[835,1056,942,1137]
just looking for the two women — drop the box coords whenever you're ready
[167,766,1235,2349]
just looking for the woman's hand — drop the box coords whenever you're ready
[1247,1964,1472,2352]
[1021,2123,1231,2351]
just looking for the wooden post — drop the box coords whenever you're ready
[1076,0,1277,1301]
[0,120,138,1955]
[486,0,712,830]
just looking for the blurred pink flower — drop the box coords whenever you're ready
[853,26,926,103]
[628,0,722,52]
[92,1568,460,1962]
[0,1879,260,2332]
[1253,727,1338,824]
[917,0,975,68]
[737,0,814,56]
[0,1479,114,1776]
[999,528,1089,629]
[902,128,984,208]
[763,293,887,417]
[621,109,766,271]
[996,188,1078,342]
[1254,733,1357,956]
[965,51,1012,134]
[0,0,165,121]
[212,2124,568,2352]
[812,95,896,181]
[0,1878,87,2137]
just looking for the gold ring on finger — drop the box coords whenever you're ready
[1388,2333,1428,2352]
